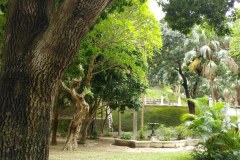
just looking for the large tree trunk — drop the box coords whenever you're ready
[63,104,89,151]
[0,0,111,159]
[51,105,59,145]
[79,98,101,144]
[79,117,93,144]
[61,81,90,151]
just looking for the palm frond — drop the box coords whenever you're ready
[189,58,201,72]
[184,50,197,63]
[203,61,217,80]
[209,41,220,52]
[200,45,212,59]
[223,57,238,74]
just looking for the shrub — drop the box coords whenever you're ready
[120,133,132,140]
[90,131,99,140]
[157,124,175,141]
[138,125,148,140]
[175,124,191,140]
[183,97,240,160]
[103,131,112,137]
[192,130,240,160]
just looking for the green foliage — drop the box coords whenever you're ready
[183,98,240,160]
[112,106,189,131]
[161,0,234,35]
[80,0,161,81]
[83,87,93,97]
[175,124,191,140]
[94,69,146,111]
[120,133,132,140]
[192,130,240,160]
[103,131,113,137]
[64,0,162,112]
[90,131,99,140]
[157,124,190,140]
[138,125,148,139]
[148,22,205,99]
[57,119,71,137]
[157,124,175,141]
[145,87,181,102]
[230,10,240,62]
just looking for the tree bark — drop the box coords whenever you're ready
[61,81,90,151]
[79,117,93,144]
[51,105,59,145]
[79,98,101,144]
[177,62,195,114]
[0,0,112,159]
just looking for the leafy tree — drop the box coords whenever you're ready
[59,0,161,147]
[186,30,238,103]
[160,0,235,35]
[149,22,202,114]
[230,9,240,104]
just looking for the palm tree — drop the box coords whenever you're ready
[185,32,238,103]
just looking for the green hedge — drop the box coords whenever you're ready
[112,106,189,132]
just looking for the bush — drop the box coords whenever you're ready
[192,130,240,160]
[138,125,148,140]
[57,119,71,137]
[184,97,240,160]
[175,124,191,140]
[120,133,132,140]
[157,124,175,141]
[103,131,112,137]
[90,131,99,140]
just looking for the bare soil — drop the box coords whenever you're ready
[50,137,194,153]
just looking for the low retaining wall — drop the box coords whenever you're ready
[114,138,199,148]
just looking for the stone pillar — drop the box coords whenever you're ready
[141,106,144,129]
[141,93,144,129]
[177,96,182,106]
[133,109,138,139]
[118,111,122,136]
[209,96,213,107]
[160,96,164,105]
[106,106,113,131]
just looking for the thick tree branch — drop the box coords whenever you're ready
[3,0,54,70]
[85,54,99,88]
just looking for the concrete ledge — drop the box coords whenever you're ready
[114,138,198,148]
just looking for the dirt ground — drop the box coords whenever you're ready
[50,137,194,153]
[49,138,194,160]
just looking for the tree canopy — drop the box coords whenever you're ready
[160,0,235,35]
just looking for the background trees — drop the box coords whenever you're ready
[160,0,235,35]
[57,0,161,149]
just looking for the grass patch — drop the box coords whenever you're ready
[145,89,163,99]
[50,151,192,160]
